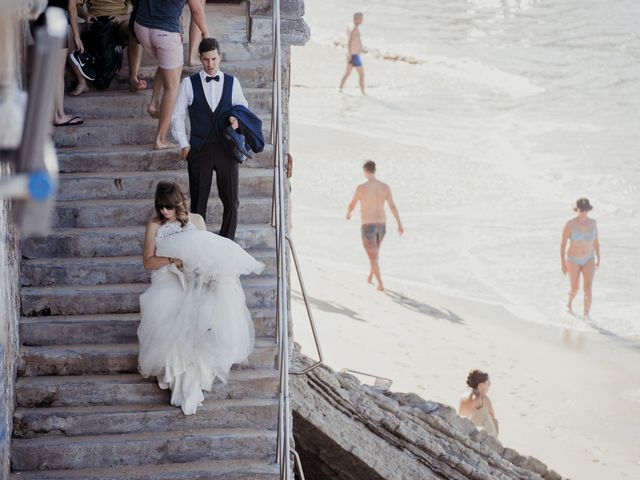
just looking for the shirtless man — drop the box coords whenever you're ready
[339,12,366,95]
[347,161,404,291]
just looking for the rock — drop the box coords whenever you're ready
[291,351,566,480]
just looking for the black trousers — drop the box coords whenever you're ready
[187,141,239,240]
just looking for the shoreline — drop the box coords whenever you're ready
[290,255,640,480]
[288,36,640,479]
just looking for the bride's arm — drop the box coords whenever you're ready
[143,221,176,270]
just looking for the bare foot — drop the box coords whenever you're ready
[377,285,384,292]
[153,140,178,150]
[129,76,148,92]
[147,103,160,119]
[583,312,591,322]
[367,273,373,284]
[71,83,90,96]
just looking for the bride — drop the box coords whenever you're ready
[138,181,264,415]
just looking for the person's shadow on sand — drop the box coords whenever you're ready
[292,290,367,323]
[384,290,465,325]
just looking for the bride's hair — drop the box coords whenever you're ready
[154,181,190,227]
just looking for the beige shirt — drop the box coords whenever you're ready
[85,0,129,17]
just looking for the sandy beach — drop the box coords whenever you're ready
[288,39,640,480]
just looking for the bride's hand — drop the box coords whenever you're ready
[173,259,184,269]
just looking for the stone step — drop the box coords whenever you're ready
[17,339,277,377]
[16,369,278,408]
[19,307,276,346]
[63,89,272,120]
[57,168,273,201]
[136,40,276,65]
[14,398,278,439]
[51,197,272,229]
[21,252,276,287]
[11,428,276,471]
[22,224,275,259]
[20,279,276,316]
[113,59,284,91]
[53,116,272,150]
[57,143,274,172]
[9,459,278,479]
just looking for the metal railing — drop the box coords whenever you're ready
[269,0,292,477]
[269,1,323,478]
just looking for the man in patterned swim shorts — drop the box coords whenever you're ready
[347,161,404,291]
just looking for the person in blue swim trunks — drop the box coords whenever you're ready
[560,198,601,320]
[339,12,366,95]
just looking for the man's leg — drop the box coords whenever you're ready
[69,24,90,96]
[339,63,354,92]
[355,65,365,95]
[148,68,161,118]
[371,259,383,291]
[213,144,240,240]
[154,66,181,149]
[187,0,207,66]
[123,25,146,92]
[188,144,215,220]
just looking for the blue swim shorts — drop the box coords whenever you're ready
[350,54,363,67]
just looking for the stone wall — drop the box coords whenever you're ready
[0,1,29,477]
[291,349,564,480]
[0,166,20,480]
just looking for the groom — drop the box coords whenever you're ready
[171,38,249,240]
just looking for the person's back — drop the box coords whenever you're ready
[358,179,389,225]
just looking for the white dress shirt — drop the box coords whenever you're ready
[171,69,249,150]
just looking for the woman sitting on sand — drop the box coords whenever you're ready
[459,369,499,438]
[560,198,600,320]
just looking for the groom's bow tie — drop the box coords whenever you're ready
[205,75,220,83]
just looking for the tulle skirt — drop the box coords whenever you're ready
[138,229,264,415]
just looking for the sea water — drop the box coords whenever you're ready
[290,0,640,340]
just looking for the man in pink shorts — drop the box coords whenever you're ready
[134,0,208,150]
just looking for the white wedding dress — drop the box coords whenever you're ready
[137,220,264,415]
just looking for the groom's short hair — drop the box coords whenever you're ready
[199,38,220,55]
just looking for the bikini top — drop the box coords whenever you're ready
[570,221,596,242]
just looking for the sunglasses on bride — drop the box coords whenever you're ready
[156,204,176,210]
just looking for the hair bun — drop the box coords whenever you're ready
[466,369,489,390]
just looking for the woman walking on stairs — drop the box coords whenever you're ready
[137,181,263,415]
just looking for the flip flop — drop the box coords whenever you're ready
[54,116,84,127]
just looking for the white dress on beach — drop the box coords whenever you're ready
[137,220,264,415]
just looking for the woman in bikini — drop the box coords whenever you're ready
[560,198,600,320]
[459,369,499,438]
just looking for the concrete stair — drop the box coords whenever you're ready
[53,116,272,149]
[8,460,278,480]
[11,428,276,471]
[22,224,275,258]
[57,144,275,171]
[62,89,272,119]
[12,2,282,477]
[16,370,279,408]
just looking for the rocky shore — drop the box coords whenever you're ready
[291,349,564,480]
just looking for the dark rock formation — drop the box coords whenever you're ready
[291,350,564,480]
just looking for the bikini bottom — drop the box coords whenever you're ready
[567,254,594,267]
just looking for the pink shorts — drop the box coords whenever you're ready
[134,22,183,69]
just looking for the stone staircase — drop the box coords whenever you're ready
[11,3,284,478]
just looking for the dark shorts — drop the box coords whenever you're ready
[361,223,386,260]
[350,54,363,67]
